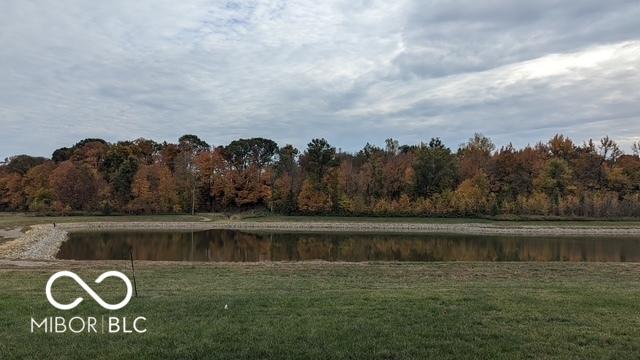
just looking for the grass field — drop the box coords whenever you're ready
[2,262,640,359]
[0,213,216,230]
[3,212,640,231]
[241,214,640,226]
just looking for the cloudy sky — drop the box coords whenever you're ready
[1,0,639,159]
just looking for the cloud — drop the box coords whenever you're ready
[0,0,639,160]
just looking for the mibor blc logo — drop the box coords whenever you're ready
[46,271,133,310]
[31,271,146,334]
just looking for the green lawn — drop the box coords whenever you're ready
[1,262,640,359]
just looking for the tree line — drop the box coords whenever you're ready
[1,134,640,218]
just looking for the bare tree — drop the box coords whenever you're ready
[632,141,640,157]
[599,136,623,163]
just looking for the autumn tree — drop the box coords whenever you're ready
[617,155,640,192]
[234,166,273,207]
[194,148,227,211]
[606,166,631,194]
[300,138,337,185]
[133,138,160,165]
[413,138,458,197]
[271,145,300,214]
[23,161,56,211]
[52,147,73,163]
[129,164,178,213]
[297,179,332,214]
[71,140,109,170]
[101,142,144,206]
[355,143,385,201]
[534,158,575,208]
[547,134,575,161]
[224,138,278,171]
[179,134,210,152]
[1,133,639,218]
[49,161,100,211]
[223,138,278,209]
[489,144,545,202]
[175,134,210,214]
[0,172,25,210]
[452,171,492,215]
[382,150,414,200]
[5,155,47,175]
[458,133,495,179]
[572,140,605,191]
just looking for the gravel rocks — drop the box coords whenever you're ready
[0,224,68,260]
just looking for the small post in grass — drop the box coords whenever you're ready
[129,247,138,298]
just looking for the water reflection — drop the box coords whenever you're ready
[57,230,640,262]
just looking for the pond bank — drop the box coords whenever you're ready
[3,220,640,260]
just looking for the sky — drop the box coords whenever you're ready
[1,0,640,160]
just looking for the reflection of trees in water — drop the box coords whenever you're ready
[58,231,640,262]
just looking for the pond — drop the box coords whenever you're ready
[56,229,640,262]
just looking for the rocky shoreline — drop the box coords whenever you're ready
[0,224,68,260]
[2,221,640,260]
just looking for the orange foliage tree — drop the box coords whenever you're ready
[1,133,640,217]
[129,164,178,213]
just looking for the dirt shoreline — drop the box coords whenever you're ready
[2,220,640,260]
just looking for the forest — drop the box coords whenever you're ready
[1,134,640,218]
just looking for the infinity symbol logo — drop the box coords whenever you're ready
[45,271,133,310]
